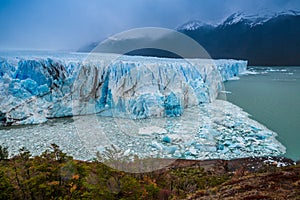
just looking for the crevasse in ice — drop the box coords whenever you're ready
[0,52,247,125]
[0,52,286,161]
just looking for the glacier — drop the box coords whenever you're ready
[0,51,286,164]
[0,52,247,125]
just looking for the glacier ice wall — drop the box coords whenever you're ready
[0,52,247,125]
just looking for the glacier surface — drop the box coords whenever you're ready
[0,52,247,125]
[0,51,286,163]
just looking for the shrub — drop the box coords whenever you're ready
[0,144,8,160]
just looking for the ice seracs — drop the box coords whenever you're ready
[0,52,247,125]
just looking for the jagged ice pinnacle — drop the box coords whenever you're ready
[0,52,247,125]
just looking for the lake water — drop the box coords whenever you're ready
[224,66,300,161]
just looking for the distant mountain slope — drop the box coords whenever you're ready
[77,41,98,53]
[78,11,300,66]
[179,11,300,66]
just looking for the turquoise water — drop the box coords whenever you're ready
[224,67,300,161]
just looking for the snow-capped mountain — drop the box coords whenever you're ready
[220,10,300,27]
[79,11,300,66]
[219,12,275,27]
[178,10,300,30]
[177,20,214,31]
[177,10,300,65]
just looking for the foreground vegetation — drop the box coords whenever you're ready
[0,144,300,199]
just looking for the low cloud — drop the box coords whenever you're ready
[0,0,299,50]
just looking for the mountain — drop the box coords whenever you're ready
[176,20,215,31]
[78,11,300,66]
[179,11,300,66]
[77,41,99,53]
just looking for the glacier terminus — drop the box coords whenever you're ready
[0,51,285,162]
[0,52,246,125]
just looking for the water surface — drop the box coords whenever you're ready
[224,66,300,161]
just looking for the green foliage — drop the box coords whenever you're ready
[0,144,9,160]
[41,143,71,163]
[119,175,143,199]
[0,144,230,200]
[0,144,88,199]
[0,170,14,199]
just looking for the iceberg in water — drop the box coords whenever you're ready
[0,52,247,125]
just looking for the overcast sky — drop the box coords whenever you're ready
[0,0,300,50]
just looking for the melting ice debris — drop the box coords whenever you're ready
[220,90,232,94]
[138,126,167,135]
[0,100,286,160]
[0,52,247,125]
[263,157,294,167]
[227,76,240,81]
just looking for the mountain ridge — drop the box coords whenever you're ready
[78,11,300,66]
[178,10,300,30]
[179,10,300,65]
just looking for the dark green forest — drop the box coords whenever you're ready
[0,144,300,200]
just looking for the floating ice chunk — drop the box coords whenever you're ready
[162,135,171,143]
[138,126,167,135]
[227,76,240,81]
[189,147,198,155]
[216,144,224,151]
[164,145,177,154]
[173,150,182,157]
[151,141,164,150]
[206,146,217,152]
[123,149,131,156]
[219,90,232,94]
[194,143,202,150]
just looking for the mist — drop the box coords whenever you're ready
[0,0,299,50]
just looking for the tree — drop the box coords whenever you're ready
[0,144,9,160]
[0,170,14,199]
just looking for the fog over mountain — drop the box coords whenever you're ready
[79,11,300,66]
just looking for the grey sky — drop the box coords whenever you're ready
[0,0,299,50]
